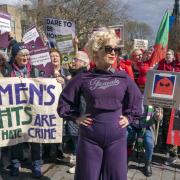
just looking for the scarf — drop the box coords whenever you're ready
[11,62,31,78]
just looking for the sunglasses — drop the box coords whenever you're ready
[104,46,121,54]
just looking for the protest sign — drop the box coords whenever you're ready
[144,70,180,146]
[167,109,180,146]
[93,25,124,47]
[144,70,180,109]
[23,26,40,45]
[133,39,148,50]
[23,25,53,77]
[0,77,62,147]
[0,12,11,33]
[45,18,75,63]
[0,12,11,48]
[55,34,75,64]
[0,31,9,48]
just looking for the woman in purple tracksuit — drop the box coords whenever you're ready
[57,30,142,180]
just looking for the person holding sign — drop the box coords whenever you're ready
[50,48,71,84]
[42,48,71,161]
[157,49,178,165]
[0,50,12,169]
[127,86,163,177]
[58,30,142,180]
[7,43,42,178]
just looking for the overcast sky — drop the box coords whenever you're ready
[0,0,175,38]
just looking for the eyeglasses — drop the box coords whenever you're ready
[72,58,83,63]
[136,54,143,57]
[104,46,121,54]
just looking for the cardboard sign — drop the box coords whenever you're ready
[0,12,11,33]
[144,70,180,109]
[133,39,148,50]
[0,31,9,48]
[55,34,74,64]
[23,25,53,77]
[0,77,62,147]
[45,18,75,63]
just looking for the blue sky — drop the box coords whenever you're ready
[121,0,174,35]
[0,0,175,38]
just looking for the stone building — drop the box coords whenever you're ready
[0,4,22,41]
[0,0,44,42]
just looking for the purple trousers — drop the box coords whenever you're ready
[74,112,127,180]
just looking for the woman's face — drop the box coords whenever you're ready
[94,39,120,68]
[15,50,30,67]
[50,51,61,66]
[133,50,143,62]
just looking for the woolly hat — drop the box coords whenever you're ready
[11,42,28,58]
[75,51,90,65]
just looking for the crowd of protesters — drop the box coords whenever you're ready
[0,29,179,180]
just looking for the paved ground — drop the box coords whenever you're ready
[0,149,180,180]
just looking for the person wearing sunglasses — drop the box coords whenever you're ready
[58,30,142,180]
[130,49,144,83]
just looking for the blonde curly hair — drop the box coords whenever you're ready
[85,29,118,60]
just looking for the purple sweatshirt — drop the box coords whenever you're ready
[57,68,142,125]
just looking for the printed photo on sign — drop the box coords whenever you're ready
[151,73,176,99]
[93,25,124,47]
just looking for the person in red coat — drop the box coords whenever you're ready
[117,57,134,80]
[174,51,180,72]
[157,49,178,165]
[157,49,175,71]
[136,48,154,87]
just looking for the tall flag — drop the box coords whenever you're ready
[150,11,170,67]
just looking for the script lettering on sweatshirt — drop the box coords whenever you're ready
[89,78,120,90]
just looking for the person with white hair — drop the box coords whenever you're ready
[7,42,42,178]
[66,50,90,174]
[58,30,142,180]
[0,50,11,77]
